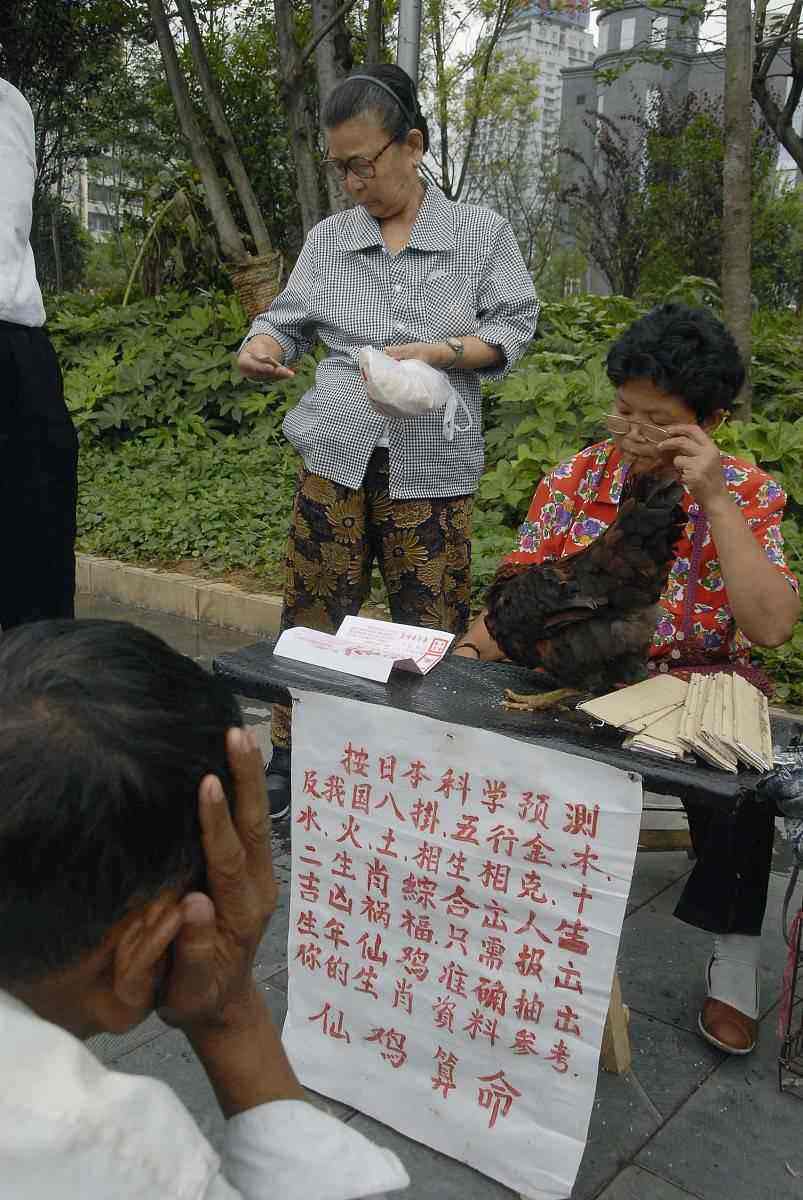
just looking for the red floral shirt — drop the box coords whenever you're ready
[504,440,798,669]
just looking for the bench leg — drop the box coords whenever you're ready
[600,969,631,1074]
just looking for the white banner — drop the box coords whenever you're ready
[283,691,643,1200]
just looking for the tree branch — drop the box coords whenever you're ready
[300,0,358,66]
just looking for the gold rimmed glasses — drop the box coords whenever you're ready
[605,413,670,446]
[322,135,396,181]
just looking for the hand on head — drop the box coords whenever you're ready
[113,727,276,1032]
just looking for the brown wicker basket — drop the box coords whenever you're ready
[229,251,284,321]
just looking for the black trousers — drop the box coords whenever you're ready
[0,322,78,630]
[674,793,775,936]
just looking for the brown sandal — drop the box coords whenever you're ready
[698,997,757,1055]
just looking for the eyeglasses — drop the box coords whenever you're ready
[322,135,396,181]
[606,413,670,446]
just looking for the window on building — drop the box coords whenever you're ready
[620,16,636,51]
[651,15,668,47]
[596,94,605,116]
[576,93,586,105]
[598,21,609,54]
[88,182,115,205]
[88,210,116,234]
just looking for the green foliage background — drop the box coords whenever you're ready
[50,286,803,705]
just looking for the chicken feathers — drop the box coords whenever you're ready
[484,472,686,694]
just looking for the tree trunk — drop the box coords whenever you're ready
[275,0,323,235]
[146,0,248,264]
[311,0,353,212]
[722,0,753,419]
[174,0,273,256]
[365,0,383,62]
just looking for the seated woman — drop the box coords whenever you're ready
[455,303,800,1056]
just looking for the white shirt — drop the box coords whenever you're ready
[0,79,46,327]
[0,989,409,1200]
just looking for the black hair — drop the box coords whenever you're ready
[0,619,242,984]
[322,63,430,154]
[606,303,745,420]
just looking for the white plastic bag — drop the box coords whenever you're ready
[358,346,473,442]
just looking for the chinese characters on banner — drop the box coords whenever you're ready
[283,691,643,1200]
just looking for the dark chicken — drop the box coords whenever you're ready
[484,472,686,707]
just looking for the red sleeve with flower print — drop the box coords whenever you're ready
[725,460,799,591]
[503,448,591,567]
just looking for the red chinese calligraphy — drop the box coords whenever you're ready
[366,857,390,897]
[513,989,544,1023]
[554,960,584,994]
[296,805,321,833]
[365,1027,407,1068]
[298,871,320,903]
[396,946,430,982]
[392,977,414,1015]
[479,936,506,972]
[518,871,549,904]
[445,924,469,956]
[432,996,456,1033]
[402,759,431,789]
[295,942,321,971]
[331,850,356,879]
[511,1029,539,1056]
[432,1047,459,1099]
[464,1010,499,1045]
[414,842,442,875]
[518,791,550,827]
[438,960,469,997]
[477,1071,522,1129]
[400,910,434,943]
[328,883,353,915]
[554,1005,582,1037]
[556,918,591,956]
[296,910,318,939]
[300,844,322,866]
[487,824,518,857]
[514,909,552,944]
[376,827,398,858]
[357,931,388,965]
[446,850,469,881]
[410,799,439,834]
[323,917,349,949]
[375,792,406,822]
[481,779,507,814]
[482,899,509,931]
[547,1039,571,1074]
[360,895,391,928]
[353,965,380,998]
[451,814,480,845]
[436,768,471,805]
[378,754,397,783]
[473,977,508,1015]
[309,1003,351,1043]
[341,741,369,777]
[573,882,594,914]
[521,834,555,866]
[514,944,545,979]
[337,815,363,848]
[479,860,510,894]
[442,885,479,918]
[302,769,321,799]
[568,843,602,877]
[322,774,346,806]
[563,802,600,838]
[351,783,372,813]
[325,955,350,987]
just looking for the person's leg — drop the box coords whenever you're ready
[267,464,372,814]
[369,467,473,636]
[675,794,775,1052]
[0,325,77,630]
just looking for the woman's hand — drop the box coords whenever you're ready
[238,335,295,381]
[658,424,729,509]
[383,341,451,368]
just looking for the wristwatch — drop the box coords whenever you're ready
[444,338,465,367]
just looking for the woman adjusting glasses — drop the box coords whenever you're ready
[237,64,539,821]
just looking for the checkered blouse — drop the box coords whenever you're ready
[244,182,539,499]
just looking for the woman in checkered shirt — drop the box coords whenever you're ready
[238,64,539,820]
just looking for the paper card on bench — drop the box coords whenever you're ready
[274,617,454,683]
[625,704,690,760]
[577,675,688,729]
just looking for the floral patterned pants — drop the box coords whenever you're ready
[271,449,473,749]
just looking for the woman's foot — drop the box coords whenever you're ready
[265,746,291,821]
[698,934,760,1055]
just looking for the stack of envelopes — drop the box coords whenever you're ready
[576,672,773,773]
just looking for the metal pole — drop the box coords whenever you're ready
[396,0,422,87]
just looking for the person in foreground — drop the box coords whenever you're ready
[0,619,408,1200]
[455,304,800,1055]
[238,63,538,821]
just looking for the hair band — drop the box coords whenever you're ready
[346,74,417,128]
